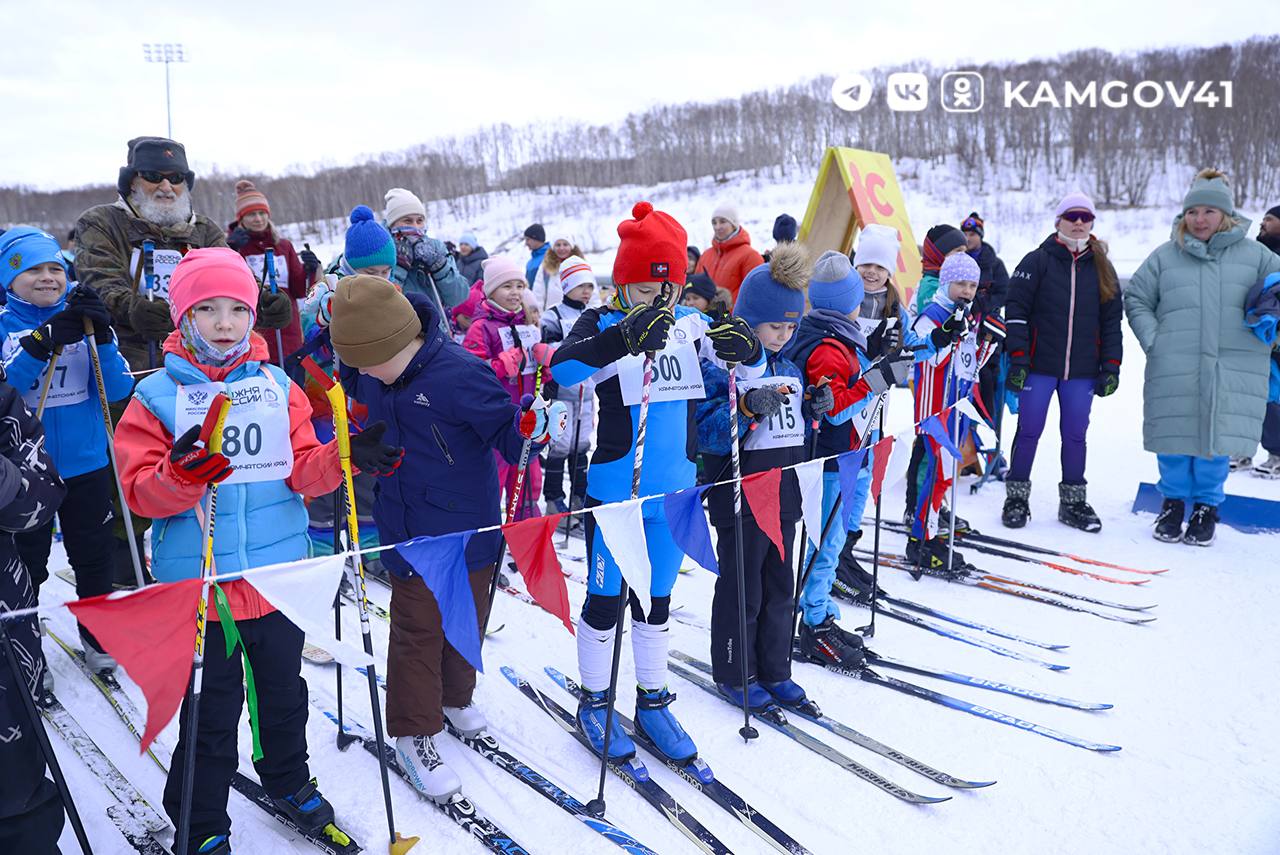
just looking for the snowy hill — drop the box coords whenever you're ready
[42,319,1280,854]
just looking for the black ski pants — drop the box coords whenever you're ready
[710,519,797,687]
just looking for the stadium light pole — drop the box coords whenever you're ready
[142,43,187,138]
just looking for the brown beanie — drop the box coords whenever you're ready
[329,275,423,368]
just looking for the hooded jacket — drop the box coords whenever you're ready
[458,245,489,285]
[340,294,528,574]
[74,198,227,369]
[116,332,344,620]
[786,309,875,471]
[0,285,133,478]
[463,298,539,403]
[1125,216,1280,457]
[695,227,765,299]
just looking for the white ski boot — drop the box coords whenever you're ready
[443,702,487,738]
[1254,454,1280,479]
[85,646,118,674]
[395,734,461,803]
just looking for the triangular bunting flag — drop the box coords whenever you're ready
[921,409,963,461]
[742,469,785,558]
[793,459,825,550]
[67,579,204,754]
[869,435,896,502]
[502,514,574,634]
[663,486,718,575]
[395,531,484,673]
[243,555,374,669]
[593,499,652,613]
[836,449,867,530]
[955,396,984,428]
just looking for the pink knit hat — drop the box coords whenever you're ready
[168,247,259,324]
[480,255,525,297]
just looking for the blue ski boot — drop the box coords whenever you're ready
[576,688,636,760]
[634,686,697,764]
[763,679,822,717]
[271,778,335,834]
[196,835,231,855]
[715,681,773,713]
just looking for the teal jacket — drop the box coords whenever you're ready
[1124,217,1280,457]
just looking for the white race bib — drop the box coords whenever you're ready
[128,247,183,302]
[243,253,290,292]
[740,375,804,451]
[19,340,90,410]
[497,325,541,375]
[618,341,704,406]
[956,333,980,382]
[174,372,293,485]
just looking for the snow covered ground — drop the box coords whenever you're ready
[42,316,1280,854]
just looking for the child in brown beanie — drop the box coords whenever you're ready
[329,275,563,803]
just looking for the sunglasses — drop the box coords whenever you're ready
[1060,210,1095,223]
[961,217,982,231]
[138,170,186,185]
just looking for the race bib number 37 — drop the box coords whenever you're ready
[174,373,293,484]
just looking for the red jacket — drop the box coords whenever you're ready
[695,227,764,299]
[115,332,344,620]
[229,225,314,364]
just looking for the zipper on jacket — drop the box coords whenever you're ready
[431,424,455,466]
[1064,255,1078,378]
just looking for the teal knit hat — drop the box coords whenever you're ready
[1182,170,1235,216]
[344,205,397,270]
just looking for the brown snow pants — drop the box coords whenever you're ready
[385,564,493,737]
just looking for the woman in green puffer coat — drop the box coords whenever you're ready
[1124,169,1280,547]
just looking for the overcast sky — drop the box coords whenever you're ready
[4,0,1275,190]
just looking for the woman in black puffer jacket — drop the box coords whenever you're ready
[1002,192,1123,532]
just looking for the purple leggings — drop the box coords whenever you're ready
[1009,374,1095,484]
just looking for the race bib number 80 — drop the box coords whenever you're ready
[174,373,293,484]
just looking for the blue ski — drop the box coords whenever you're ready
[864,653,1112,711]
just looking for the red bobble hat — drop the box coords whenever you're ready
[611,201,688,287]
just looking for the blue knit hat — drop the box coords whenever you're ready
[459,232,479,248]
[344,205,396,270]
[772,213,798,243]
[0,226,66,291]
[734,243,808,328]
[808,250,864,315]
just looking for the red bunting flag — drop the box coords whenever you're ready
[870,435,895,502]
[742,469,785,558]
[501,514,574,634]
[66,579,204,753]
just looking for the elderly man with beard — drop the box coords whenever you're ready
[75,136,292,371]
[72,137,290,586]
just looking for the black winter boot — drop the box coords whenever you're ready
[905,536,971,580]
[1057,482,1101,533]
[1182,503,1218,547]
[833,533,887,604]
[797,616,866,669]
[1002,480,1031,528]
[1153,499,1186,543]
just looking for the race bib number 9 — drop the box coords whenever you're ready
[739,375,804,451]
[129,247,183,302]
[497,325,541,375]
[174,373,293,484]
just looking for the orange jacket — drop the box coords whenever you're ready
[116,331,344,620]
[695,227,764,299]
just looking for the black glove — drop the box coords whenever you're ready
[349,421,404,476]
[873,319,903,359]
[865,353,913,395]
[227,227,252,251]
[130,295,176,342]
[1007,365,1029,392]
[18,326,59,361]
[930,308,968,349]
[741,385,788,419]
[299,246,322,278]
[618,304,674,356]
[979,314,1006,347]
[707,315,761,364]
[67,287,114,345]
[1094,370,1119,397]
[46,306,86,347]
[257,288,293,330]
[801,382,835,422]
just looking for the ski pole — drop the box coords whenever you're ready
[142,240,157,370]
[856,402,888,638]
[319,367,416,855]
[264,248,287,369]
[791,381,826,609]
[332,487,356,750]
[725,364,759,743]
[562,382,586,548]
[83,316,147,590]
[944,335,962,578]
[588,283,668,818]
[0,618,95,855]
[176,394,232,855]
[34,346,63,419]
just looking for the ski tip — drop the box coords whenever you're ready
[543,666,569,688]
[914,794,953,804]
[1047,644,1071,650]
[1048,664,1071,671]
[1092,704,1116,711]
[1093,744,1123,752]
[956,779,998,789]
[499,665,522,686]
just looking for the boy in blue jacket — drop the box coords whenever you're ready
[330,275,563,803]
[550,201,765,764]
[0,226,132,675]
[694,243,830,710]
